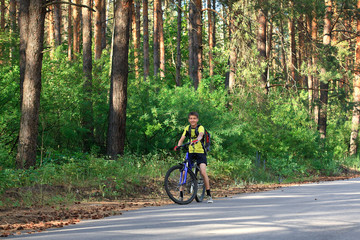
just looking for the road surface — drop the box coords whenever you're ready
[9,178,360,239]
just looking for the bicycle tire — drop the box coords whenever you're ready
[164,164,198,205]
[195,169,205,202]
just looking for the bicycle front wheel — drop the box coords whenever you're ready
[195,169,205,202]
[164,164,197,205]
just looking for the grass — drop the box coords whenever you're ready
[0,151,358,209]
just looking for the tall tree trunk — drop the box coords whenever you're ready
[143,0,149,80]
[350,0,360,155]
[132,1,140,79]
[307,14,313,115]
[19,0,30,111]
[101,0,106,50]
[0,0,4,30]
[48,5,55,52]
[266,19,273,84]
[159,1,165,78]
[298,15,305,87]
[288,0,297,84]
[257,5,267,92]
[9,0,17,59]
[73,0,81,55]
[319,0,332,139]
[16,0,46,169]
[312,13,319,124]
[208,0,214,76]
[175,0,181,86]
[227,7,236,91]
[153,0,160,76]
[95,0,103,60]
[280,18,287,82]
[68,0,73,60]
[82,0,94,152]
[54,3,62,46]
[107,0,132,159]
[189,0,202,89]
[212,0,216,48]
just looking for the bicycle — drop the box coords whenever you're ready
[164,142,206,205]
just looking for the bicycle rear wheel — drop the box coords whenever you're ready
[164,164,197,205]
[195,169,205,202]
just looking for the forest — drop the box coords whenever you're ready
[1,0,360,208]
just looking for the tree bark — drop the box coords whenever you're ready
[143,0,149,80]
[54,3,62,46]
[48,5,55,52]
[17,0,46,169]
[95,0,103,60]
[350,0,360,155]
[159,0,165,78]
[107,0,132,159]
[288,0,297,83]
[175,0,181,86]
[19,0,30,110]
[82,0,94,152]
[208,0,214,76]
[68,0,72,60]
[73,0,81,55]
[153,0,160,76]
[132,1,140,79]
[279,18,287,82]
[306,14,313,115]
[189,0,202,89]
[298,14,305,87]
[266,19,273,85]
[227,6,236,92]
[101,0,106,50]
[0,0,4,30]
[312,13,319,124]
[319,0,332,139]
[257,5,267,93]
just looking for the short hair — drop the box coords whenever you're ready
[188,111,199,118]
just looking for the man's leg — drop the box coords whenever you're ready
[199,163,210,190]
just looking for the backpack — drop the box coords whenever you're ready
[185,124,211,153]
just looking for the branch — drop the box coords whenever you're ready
[201,8,228,25]
[43,1,96,12]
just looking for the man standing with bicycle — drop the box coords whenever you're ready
[174,112,213,203]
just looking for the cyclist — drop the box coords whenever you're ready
[174,111,213,203]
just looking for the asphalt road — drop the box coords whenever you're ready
[10,178,360,240]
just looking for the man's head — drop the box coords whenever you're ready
[188,112,199,127]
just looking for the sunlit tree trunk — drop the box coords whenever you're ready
[73,0,81,55]
[280,18,287,82]
[288,0,297,84]
[312,12,319,124]
[143,0,149,80]
[153,0,160,76]
[307,15,313,115]
[95,0,103,60]
[17,0,46,169]
[132,1,140,79]
[266,19,273,84]
[68,0,72,61]
[19,0,29,110]
[257,4,267,93]
[189,0,202,89]
[9,0,16,59]
[48,5,55,53]
[350,0,360,155]
[227,6,236,92]
[298,15,305,87]
[175,0,181,86]
[82,0,94,152]
[159,1,165,78]
[319,0,332,139]
[107,0,132,159]
[208,0,214,76]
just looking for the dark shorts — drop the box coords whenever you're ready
[188,153,207,166]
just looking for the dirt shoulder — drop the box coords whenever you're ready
[1,174,359,237]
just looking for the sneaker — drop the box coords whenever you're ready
[207,196,213,203]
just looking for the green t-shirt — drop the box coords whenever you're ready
[182,125,205,153]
